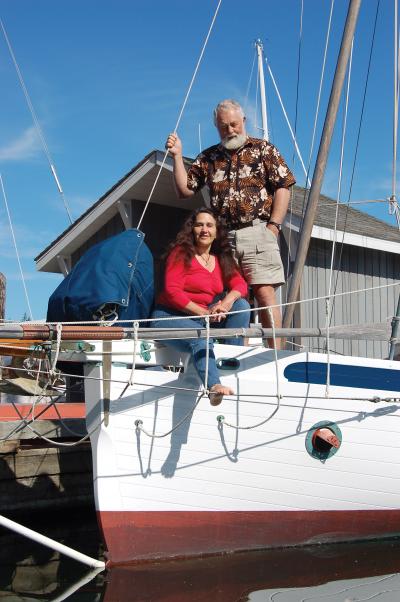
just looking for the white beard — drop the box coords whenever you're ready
[221,133,247,150]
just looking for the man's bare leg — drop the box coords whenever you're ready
[252,284,282,349]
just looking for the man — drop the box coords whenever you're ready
[166,99,296,348]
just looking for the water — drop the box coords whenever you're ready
[1,510,400,601]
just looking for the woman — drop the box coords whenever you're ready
[152,207,250,405]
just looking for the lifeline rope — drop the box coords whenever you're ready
[5,355,400,406]
[135,391,206,439]
[215,308,282,432]
[1,279,400,442]
[136,0,223,230]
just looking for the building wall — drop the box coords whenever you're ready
[299,239,399,358]
[69,207,399,359]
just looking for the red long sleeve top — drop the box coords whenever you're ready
[157,247,248,312]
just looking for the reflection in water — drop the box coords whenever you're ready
[1,511,399,601]
[0,508,103,601]
[102,540,400,601]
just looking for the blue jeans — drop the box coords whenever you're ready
[151,298,250,388]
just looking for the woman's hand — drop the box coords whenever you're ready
[209,299,230,322]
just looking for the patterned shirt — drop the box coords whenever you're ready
[187,136,296,229]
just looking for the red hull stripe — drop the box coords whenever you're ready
[98,509,400,565]
[0,403,85,421]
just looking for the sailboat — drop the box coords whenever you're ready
[1,0,400,568]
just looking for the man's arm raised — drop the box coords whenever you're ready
[165,133,194,199]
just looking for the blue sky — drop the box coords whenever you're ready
[0,0,398,320]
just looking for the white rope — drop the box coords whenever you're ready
[204,315,210,392]
[50,323,63,376]
[325,298,331,398]
[306,0,335,184]
[135,390,205,439]
[268,305,282,403]
[0,19,73,224]
[136,0,223,230]
[1,278,396,331]
[0,392,104,447]
[128,321,139,386]
[1,352,398,445]
[0,173,33,319]
[218,307,281,432]
[0,361,204,393]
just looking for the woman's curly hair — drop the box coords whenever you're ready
[164,207,238,283]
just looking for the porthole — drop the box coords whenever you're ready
[305,421,342,462]
[216,357,240,370]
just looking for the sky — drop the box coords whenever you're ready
[0,0,398,321]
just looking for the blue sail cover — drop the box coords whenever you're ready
[47,229,154,323]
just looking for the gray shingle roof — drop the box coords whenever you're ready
[290,186,400,243]
[35,150,400,261]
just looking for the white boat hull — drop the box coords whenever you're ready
[80,343,400,564]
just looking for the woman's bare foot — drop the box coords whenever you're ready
[209,384,234,406]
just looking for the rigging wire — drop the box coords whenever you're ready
[0,174,33,320]
[0,19,73,225]
[326,40,354,344]
[264,59,311,186]
[285,0,334,304]
[300,0,335,221]
[255,55,260,134]
[291,0,304,169]
[243,45,257,122]
[136,0,223,230]
[330,0,381,319]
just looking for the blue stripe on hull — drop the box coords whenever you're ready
[284,362,400,392]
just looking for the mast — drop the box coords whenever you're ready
[256,39,269,140]
[283,0,362,328]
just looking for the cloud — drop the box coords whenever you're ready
[0,126,41,161]
[0,221,51,259]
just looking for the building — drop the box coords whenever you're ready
[35,150,400,358]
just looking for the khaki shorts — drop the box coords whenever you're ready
[229,221,285,286]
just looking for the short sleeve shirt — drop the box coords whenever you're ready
[187,136,296,230]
